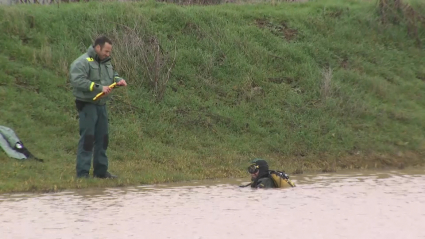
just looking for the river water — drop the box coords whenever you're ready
[1,168,424,239]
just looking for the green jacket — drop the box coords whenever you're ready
[0,126,27,160]
[69,45,123,105]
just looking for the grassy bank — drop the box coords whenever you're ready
[1,0,425,194]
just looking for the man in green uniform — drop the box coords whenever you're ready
[248,158,275,188]
[69,36,127,178]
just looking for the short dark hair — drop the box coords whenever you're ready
[93,36,112,48]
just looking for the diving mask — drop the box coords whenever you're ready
[247,164,259,174]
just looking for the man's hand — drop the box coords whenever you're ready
[117,79,127,86]
[102,86,112,95]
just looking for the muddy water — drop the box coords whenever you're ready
[1,168,424,239]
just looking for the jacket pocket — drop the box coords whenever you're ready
[88,62,100,82]
[106,64,114,82]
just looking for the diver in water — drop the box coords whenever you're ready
[248,158,274,188]
[246,158,296,189]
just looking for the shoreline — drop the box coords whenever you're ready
[1,151,423,195]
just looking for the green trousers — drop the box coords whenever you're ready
[76,102,109,178]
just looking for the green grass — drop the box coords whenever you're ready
[1,0,425,194]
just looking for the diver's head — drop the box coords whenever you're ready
[247,158,269,179]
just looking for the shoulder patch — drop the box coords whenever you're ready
[86,57,94,62]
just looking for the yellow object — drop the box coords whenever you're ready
[270,172,296,188]
[93,82,117,101]
[90,82,95,91]
[86,57,94,62]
